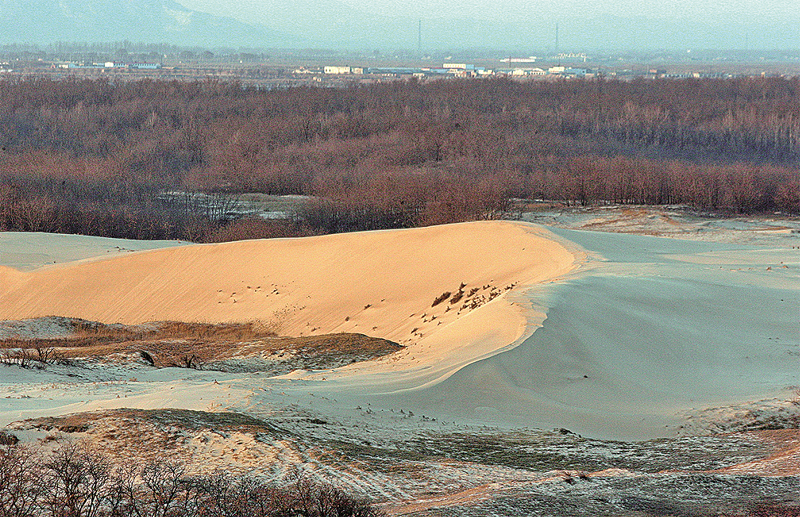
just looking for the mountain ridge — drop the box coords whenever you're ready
[0,0,299,47]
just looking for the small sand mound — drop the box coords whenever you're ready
[0,316,82,340]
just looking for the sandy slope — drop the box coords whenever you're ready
[0,221,578,436]
[239,225,797,440]
[0,232,188,271]
[1,221,797,441]
[0,222,576,364]
[354,228,799,439]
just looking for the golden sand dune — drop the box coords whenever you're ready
[0,222,576,353]
[1,220,797,442]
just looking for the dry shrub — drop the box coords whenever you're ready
[202,217,312,243]
[431,292,451,307]
[746,502,800,517]
[775,181,800,213]
[0,431,19,445]
[0,443,41,516]
[40,442,112,517]
[449,290,464,305]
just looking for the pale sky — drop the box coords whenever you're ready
[182,0,797,23]
[177,0,800,49]
[343,0,795,21]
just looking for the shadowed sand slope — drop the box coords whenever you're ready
[365,228,799,439]
[0,222,577,353]
[0,232,188,271]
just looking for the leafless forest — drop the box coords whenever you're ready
[0,441,382,516]
[0,76,798,241]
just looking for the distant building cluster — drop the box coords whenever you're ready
[1,48,774,88]
[307,62,745,82]
[55,61,162,70]
[308,62,598,80]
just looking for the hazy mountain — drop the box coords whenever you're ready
[0,0,299,47]
[0,0,795,50]
[180,0,799,51]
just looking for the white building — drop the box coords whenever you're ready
[324,66,351,74]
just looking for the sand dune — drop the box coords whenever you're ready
[344,227,799,439]
[1,221,797,441]
[0,222,577,361]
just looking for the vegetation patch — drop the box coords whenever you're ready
[0,318,402,373]
[20,408,287,437]
[431,292,451,307]
[1,77,797,244]
[0,441,384,516]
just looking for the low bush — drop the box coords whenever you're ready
[0,442,384,516]
[201,217,314,243]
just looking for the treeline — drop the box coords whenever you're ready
[0,76,798,240]
[531,156,798,212]
[0,441,382,516]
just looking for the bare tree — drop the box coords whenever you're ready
[40,442,112,517]
[0,445,41,517]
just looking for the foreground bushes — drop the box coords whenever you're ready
[0,442,383,517]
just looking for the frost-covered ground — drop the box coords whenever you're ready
[519,204,800,247]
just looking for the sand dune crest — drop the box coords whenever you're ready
[0,222,576,354]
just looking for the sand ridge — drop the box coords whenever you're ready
[0,222,577,370]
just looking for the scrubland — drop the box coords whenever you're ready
[0,77,798,242]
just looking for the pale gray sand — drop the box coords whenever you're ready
[0,232,188,271]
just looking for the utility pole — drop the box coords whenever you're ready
[418,19,422,55]
[555,21,559,62]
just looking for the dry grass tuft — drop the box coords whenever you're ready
[71,319,278,342]
[431,292,451,307]
[449,288,465,305]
